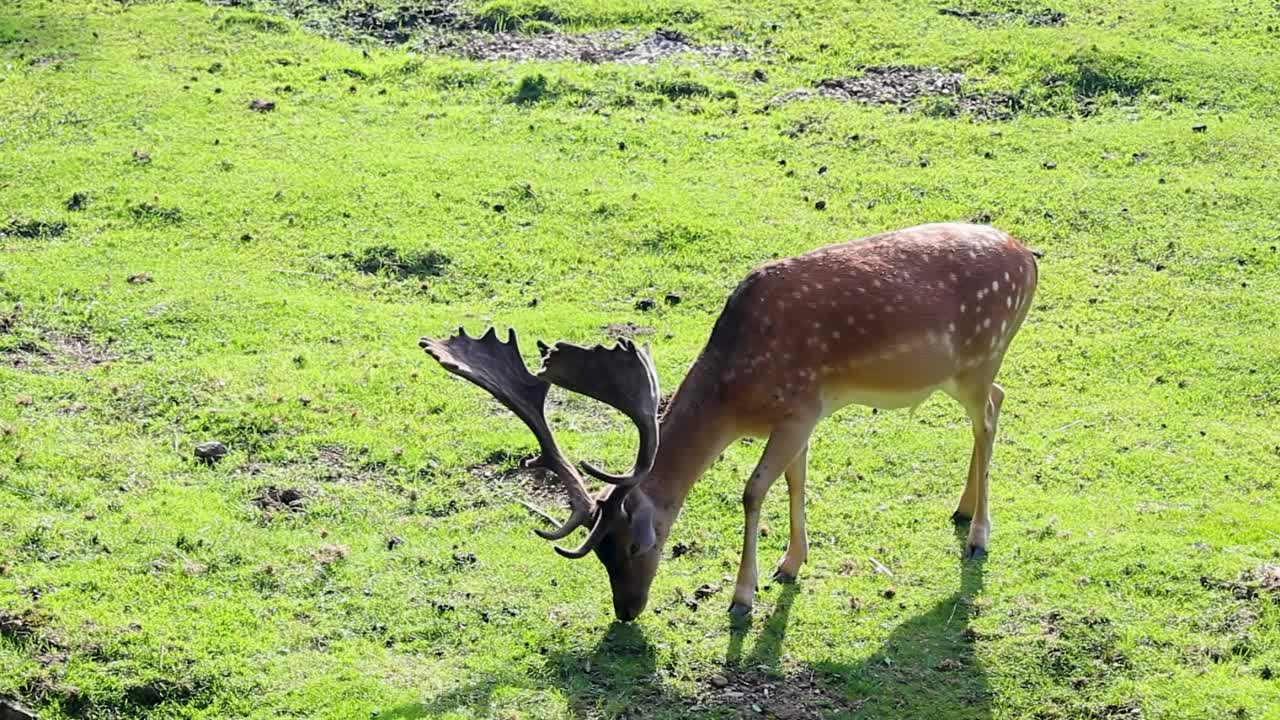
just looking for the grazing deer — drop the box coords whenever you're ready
[421,222,1037,621]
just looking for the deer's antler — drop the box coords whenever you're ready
[420,328,594,541]
[537,339,660,486]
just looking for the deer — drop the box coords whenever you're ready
[420,222,1038,621]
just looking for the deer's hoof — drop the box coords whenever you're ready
[771,569,797,584]
[964,544,987,561]
[728,601,753,618]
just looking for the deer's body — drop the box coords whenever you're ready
[423,222,1038,621]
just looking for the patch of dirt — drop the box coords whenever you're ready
[939,6,1066,27]
[602,322,655,340]
[3,330,117,373]
[0,609,42,641]
[238,444,389,485]
[124,678,205,708]
[467,449,567,506]
[1201,564,1280,602]
[253,485,306,512]
[768,66,1019,120]
[2,218,66,239]
[423,27,751,64]
[245,1,747,63]
[693,669,863,719]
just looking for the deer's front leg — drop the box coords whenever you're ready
[771,444,809,583]
[730,420,815,617]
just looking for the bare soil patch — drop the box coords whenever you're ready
[227,1,748,64]
[694,668,862,719]
[940,6,1066,27]
[423,27,751,64]
[1201,564,1280,603]
[239,444,389,485]
[2,330,116,373]
[769,66,1019,120]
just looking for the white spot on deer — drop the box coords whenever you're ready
[867,312,877,321]
[883,305,895,314]
[983,317,992,329]
[989,336,999,349]
[948,322,956,332]
[1004,271,1011,282]
[792,291,802,300]
[896,342,911,354]
[871,279,882,289]
[992,281,1000,292]
[976,289,987,301]
[1000,320,1008,334]
[949,272,958,284]
[960,303,967,314]
[819,341,829,352]
[831,330,842,340]
[858,327,869,335]
[968,249,978,259]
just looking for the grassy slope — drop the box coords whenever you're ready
[1,0,1279,718]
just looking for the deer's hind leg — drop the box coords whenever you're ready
[944,376,1005,560]
[771,443,809,584]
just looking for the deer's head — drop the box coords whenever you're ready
[420,328,664,621]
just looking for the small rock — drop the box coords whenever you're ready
[132,149,151,164]
[937,657,962,672]
[671,542,691,558]
[618,141,627,151]
[14,396,33,407]
[693,583,720,600]
[127,272,153,284]
[386,536,404,551]
[194,441,228,466]
[709,674,729,689]
[1042,161,1057,170]
[751,68,768,83]
[849,596,864,611]
[882,587,896,599]
[492,203,506,213]
[1192,124,1208,133]
[814,199,827,210]
[664,292,682,306]
[249,98,276,112]
[817,165,828,174]
[635,298,657,312]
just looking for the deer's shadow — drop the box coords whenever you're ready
[380,559,990,719]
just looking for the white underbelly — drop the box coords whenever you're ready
[820,384,941,416]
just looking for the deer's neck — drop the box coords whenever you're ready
[643,353,737,521]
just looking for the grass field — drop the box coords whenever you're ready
[2,0,1279,717]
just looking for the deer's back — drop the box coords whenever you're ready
[704,223,1038,430]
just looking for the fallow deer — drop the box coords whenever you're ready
[421,222,1038,620]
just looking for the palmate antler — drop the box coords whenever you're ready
[420,327,661,559]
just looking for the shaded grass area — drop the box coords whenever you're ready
[1,0,1279,718]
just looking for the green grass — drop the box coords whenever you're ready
[2,0,1279,718]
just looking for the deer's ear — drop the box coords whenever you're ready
[627,502,656,554]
